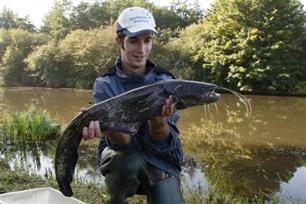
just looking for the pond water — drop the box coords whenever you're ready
[0,87,306,202]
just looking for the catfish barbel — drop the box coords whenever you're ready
[55,79,220,196]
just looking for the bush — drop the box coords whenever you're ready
[183,0,306,94]
[26,26,118,88]
[0,29,49,86]
[0,106,60,142]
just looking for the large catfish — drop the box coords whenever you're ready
[55,79,220,196]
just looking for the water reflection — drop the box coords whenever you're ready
[181,103,306,201]
[1,87,306,201]
[216,146,305,197]
[179,95,306,147]
[280,166,306,199]
[0,141,104,186]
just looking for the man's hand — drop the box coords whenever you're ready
[82,120,103,140]
[161,95,176,117]
[80,107,103,140]
[81,107,131,144]
[149,95,176,140]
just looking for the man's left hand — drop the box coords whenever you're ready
[161,95,176,117]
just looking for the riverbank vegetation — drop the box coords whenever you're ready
[0,0,305,95]
[1,108,305,203]
[0,106,60,142]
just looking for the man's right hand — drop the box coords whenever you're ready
[82,122,131,145]
[82,121,103,140]
[81,107,103,140]
[80,107,131,144]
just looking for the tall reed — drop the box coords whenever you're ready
[0,106,60,142]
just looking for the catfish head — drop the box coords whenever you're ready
[167,80,220,109]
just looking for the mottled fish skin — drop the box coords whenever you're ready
[55,79,220,196]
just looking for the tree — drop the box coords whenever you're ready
[63,0,203,33]
[0,7,35,31]
[69,2,106,30]
[69,0,154,30]
[40,0,72,40]
[0,28,11,60]
[25,40,72,87]
[0,29,48,86]
[26,26,117,88]
[58,26,118,88]
[190,0,306,94]
[168,0,203,28]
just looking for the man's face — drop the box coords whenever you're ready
[118,32,153,72]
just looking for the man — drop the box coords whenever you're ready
[82,7,185,204]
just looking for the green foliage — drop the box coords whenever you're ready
[40,0,73,40]
[60,26,117,88]
[0,106,60,142]
[0,28,11,63]
[167,0,203,28]
[294,81,306,95]
[69,0,149,30]
[162,23,212,81]
[0,7,35,31]
[0,0,305,95]
[45,0,202,33]
[0,29,49,86]
[26,40,74,87]
[26,26,117,88]
[69,1,107,30]
[0,0,203,89]
[152,32,196,79]
[188,0,306,94]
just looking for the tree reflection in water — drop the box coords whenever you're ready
[181,119,306,201]
[0,139,104,186]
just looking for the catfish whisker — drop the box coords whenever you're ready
[217,87,252,118]
[214,102,219,113]
[203,104,208,118]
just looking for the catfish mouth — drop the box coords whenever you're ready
[205,89,220,103]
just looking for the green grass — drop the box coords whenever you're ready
[0,106,61,142]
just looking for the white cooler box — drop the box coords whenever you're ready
[0,187,85,204]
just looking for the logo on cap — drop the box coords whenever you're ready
[116,7,158,37]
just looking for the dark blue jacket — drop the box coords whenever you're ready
[94,57,183,177]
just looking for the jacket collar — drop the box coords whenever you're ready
[115,57,156,83]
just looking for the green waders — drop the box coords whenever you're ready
[99,147,185,204]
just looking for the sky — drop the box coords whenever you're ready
[0,0,305,28]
